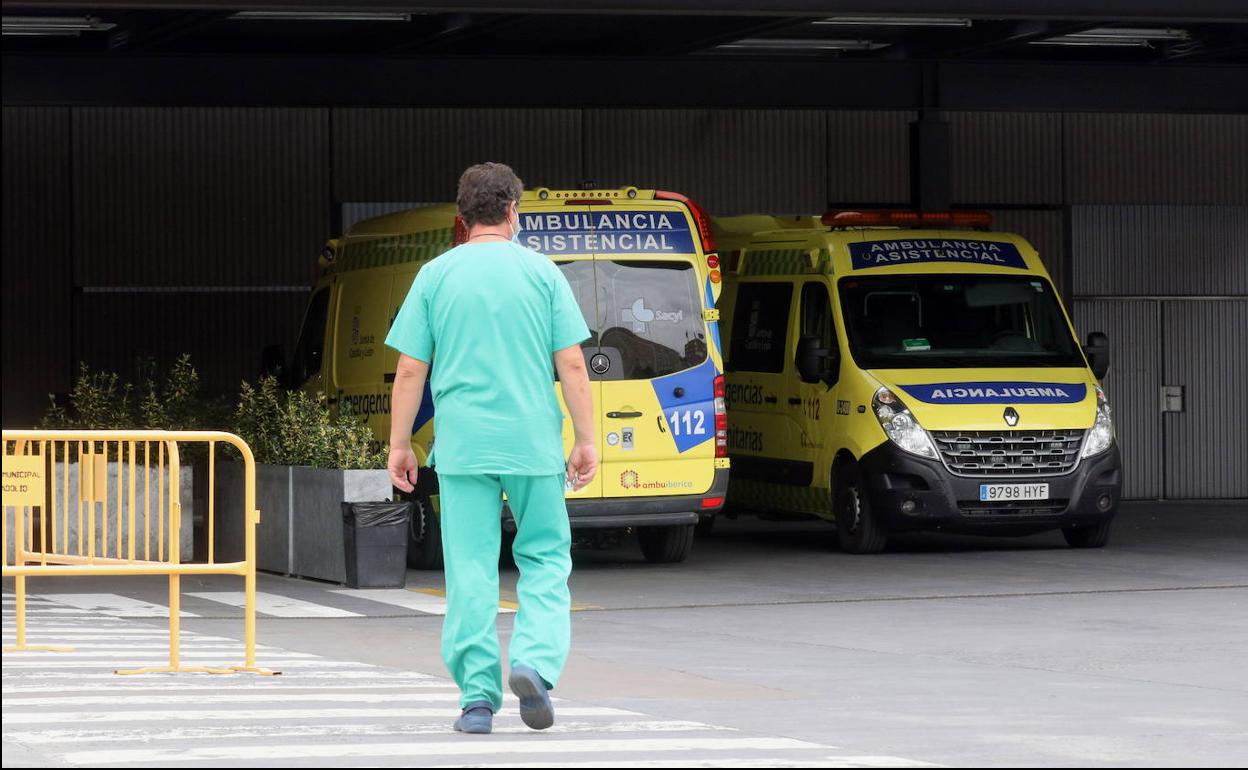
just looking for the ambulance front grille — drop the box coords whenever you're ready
[930,429,1085,478]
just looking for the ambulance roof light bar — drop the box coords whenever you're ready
[655,190,717,253]
[823,210,992,229]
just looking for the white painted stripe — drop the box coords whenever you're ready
[4,692,478,706]
[329,588,516,615]
[6,706,639,725]
[4,628,208,636]
[2,643,290,651]
[2,611,106,618]
[2,682,458,694]
[428,759,943,769]
[187,591,362,618]
[1,720,730,745]
[60,737,823,764]
[0,650,319,659]
[2,659,368,669]
[1,670,439,683]
[17,593,197,618]
[2,628,144,637]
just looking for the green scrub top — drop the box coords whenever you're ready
[385,241,591,475]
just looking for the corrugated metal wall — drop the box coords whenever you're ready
[1162,300,1248,499]
[65,107,329,402]
[826,110,913,205]
[1072,205,1248,296]
[1071,205,1247,500]
[2,107,72,426]
[333,109,583,203]
[950,111,1063,205]
[586,109,826,214]
[1072,299,1164,499]
[1064,114,1248,205]
[73,291,310,397]
[73,108,330,287]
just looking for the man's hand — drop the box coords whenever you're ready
[566,441,598,491]
[389,446,419,493]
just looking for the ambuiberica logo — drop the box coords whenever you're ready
[618,470,694,491]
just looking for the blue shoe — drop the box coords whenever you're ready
[453,701,493,734]
[508,665,554,730]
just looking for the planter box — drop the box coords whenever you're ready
[6,463,193,563]
[214,463,392,583]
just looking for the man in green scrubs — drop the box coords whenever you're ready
[386,162,597,735]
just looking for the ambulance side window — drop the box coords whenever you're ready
[799,282,838,384]
[728,282,792,373]
[292,287,330,386]
[800,282,834,351]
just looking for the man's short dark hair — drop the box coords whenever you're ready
[457,162,524,227]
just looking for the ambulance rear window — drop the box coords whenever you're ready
[597,260,707,379]
[556,259,707,379]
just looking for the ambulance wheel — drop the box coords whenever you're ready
[835,462,887,555]
[1062,520,1113,548]
[407,495,444,570]
[639,524,695,563]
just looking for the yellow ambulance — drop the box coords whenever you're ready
[283,188,729,566]
[715,210,1121,553]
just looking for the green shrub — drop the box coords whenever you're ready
[40,357,383,470]
[42,355,230,432]
[233,376,386,470]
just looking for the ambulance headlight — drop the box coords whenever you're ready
[1081,385,1115,458]
[873,387,937,459]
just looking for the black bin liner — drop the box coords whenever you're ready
[341,501,412,589]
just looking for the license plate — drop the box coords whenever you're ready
[979,483,1050,502]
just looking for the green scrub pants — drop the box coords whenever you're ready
[438,473,572,711]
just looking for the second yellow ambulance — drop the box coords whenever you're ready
[716,210,1122,553]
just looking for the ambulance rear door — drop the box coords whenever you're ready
[590,206,717,498]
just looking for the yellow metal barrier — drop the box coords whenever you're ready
[2,430,278,676]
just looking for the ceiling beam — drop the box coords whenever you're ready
[5,54,1246,112]
[651,16,816,56]
[108,10,230,52]
[3,0,1248,23]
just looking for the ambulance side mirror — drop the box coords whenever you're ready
[796,335,838,387]
[1084,332,1110,380]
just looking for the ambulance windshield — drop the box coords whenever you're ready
[838,274,1084,369]
[557,260,707,379]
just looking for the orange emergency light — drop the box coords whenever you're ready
[822,210,993,228]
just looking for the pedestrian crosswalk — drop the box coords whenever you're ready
[4,592,941,768]
[4,587,539,619]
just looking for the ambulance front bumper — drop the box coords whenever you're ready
[858,441,1122,536]
[503,468,729,531]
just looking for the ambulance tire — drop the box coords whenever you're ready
[1062,519,1113,548]
[639,524,695,563]
[834,463,888,555]
[407,495,444,570]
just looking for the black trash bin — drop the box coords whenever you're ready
[342,501,412,589]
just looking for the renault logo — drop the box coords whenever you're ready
[590,354,611,375]
[1003,407,1020,427]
